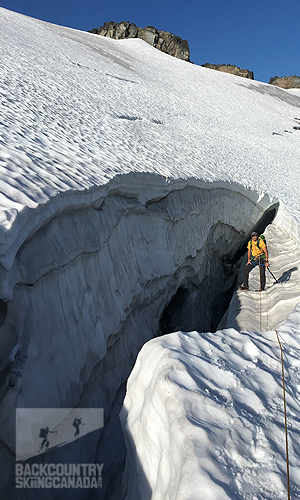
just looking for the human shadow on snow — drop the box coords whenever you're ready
[276,266,298,284]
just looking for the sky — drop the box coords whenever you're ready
[0,0,299,83]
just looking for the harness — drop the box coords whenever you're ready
[250,257,265,267]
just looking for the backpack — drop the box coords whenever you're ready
[39,428,48,439]
[250,234,267,259]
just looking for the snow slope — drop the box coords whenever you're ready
[1,8,300,241]
[0,7,300,500]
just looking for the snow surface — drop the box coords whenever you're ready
[1,7,300,256]
[0,7,300,500]
[121,318,300,499]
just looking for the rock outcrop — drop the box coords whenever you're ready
[269,75,300,89]
[201,63,254,80]
[89,21,190,62]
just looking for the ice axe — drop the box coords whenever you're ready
[267,266,279,283]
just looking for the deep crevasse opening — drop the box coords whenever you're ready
[0,172,298,500]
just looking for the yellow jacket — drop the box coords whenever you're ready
[247,236,266,258]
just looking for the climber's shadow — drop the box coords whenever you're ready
[277,267,298,283]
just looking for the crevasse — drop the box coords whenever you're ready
[0,172,286,499]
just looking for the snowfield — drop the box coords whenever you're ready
[0,7,300,500]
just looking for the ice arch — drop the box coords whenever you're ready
[0,173,279,498]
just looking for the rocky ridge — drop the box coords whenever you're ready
[269,75,300,89]
[89,21,190,62]
[201,63,254,79]
[89,22,299,86]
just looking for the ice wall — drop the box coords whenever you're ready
[0,173,277,498]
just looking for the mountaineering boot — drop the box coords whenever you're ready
[239,284,249,290]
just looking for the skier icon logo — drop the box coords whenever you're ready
[38,427,57,452]
[73,418,85,437]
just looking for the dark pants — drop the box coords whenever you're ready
[243,258,266,290]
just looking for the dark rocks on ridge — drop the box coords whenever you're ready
[88,23,300,86]
[201,63,254,80]
[88,21,190,62]
[269,75,300,89]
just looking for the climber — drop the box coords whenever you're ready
[73,417,85,437]
[240,232,269,291]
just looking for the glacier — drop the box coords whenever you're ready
[0,6,300,500]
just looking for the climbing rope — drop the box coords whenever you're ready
[259,256,262,331]
[258,261,290,499]
[275,330,291,500]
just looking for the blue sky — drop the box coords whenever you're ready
[1,0,299,83]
